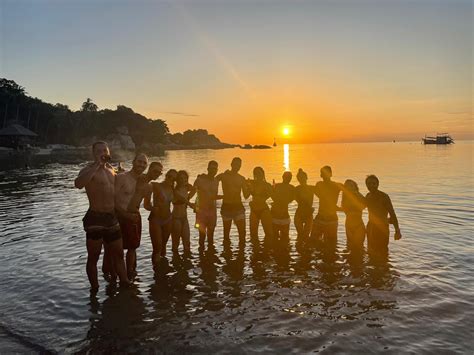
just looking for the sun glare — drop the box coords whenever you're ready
[282,127,290,136]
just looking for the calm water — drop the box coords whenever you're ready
[0,142,472,353]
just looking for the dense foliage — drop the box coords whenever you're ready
[0,78,223,149]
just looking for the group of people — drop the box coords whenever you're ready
[75,141,402,292]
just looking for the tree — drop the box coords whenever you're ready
[0,78,26,97]
[81,98,98,112]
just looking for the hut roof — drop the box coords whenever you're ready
[0,124,38,137]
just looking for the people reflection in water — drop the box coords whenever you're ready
[271,171,295,248]
[145,169,177,271]
[171,170,195,257]
[365,175,402,255]
[310,166,342,250]
[216,157,250,245]
[341,179,366,251]
[248,167,273,244]
[294,168,314,243]
[190,161,221,251]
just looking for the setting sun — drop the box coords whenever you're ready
[282,127,290,136]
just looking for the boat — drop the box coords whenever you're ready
[273,138,277,147]
[422,133,454,145]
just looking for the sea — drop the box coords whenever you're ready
[0,142,472,353]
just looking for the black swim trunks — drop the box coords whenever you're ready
[83,210,122,243]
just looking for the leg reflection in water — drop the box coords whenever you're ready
[83,288,147,352]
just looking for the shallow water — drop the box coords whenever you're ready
[0,142,473,353]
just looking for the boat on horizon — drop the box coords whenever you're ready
[273,138,277,147]
[422,133,454,145]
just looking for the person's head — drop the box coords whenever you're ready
[132,153,148,175]
[207,160,218,178]
[365,174,379,192]
[320,165,332,181]
[92,141,110,163]
[165,169,178,183]
[296,168,307,185]
[253,166,265,181]
[147,162,163,181]
[344,179,359,193]
[177,170,189,186]
[231,157,242,172]
[282,171,292,184]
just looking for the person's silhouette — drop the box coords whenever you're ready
[365,175,402,255]
[310,166,342,250]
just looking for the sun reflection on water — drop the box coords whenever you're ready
[284,144,290,171]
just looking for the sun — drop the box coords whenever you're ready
[282,127,290,136]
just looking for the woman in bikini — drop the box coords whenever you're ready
[171,170,195,256]
[248,167,273,243]
[341,179,366,250]
[145,169,177,269]
[294,168,314,243]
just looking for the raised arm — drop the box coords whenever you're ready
[74,163,100,189]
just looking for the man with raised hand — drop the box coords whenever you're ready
[74,141,130,292]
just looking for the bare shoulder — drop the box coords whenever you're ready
[381,191,391,201]
[194,175,203,186]
[104,164,116,176]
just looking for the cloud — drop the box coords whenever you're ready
[443,110,472,115]
[160,111,199,117]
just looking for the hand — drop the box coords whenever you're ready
[394,230,402,240]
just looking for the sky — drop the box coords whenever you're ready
[1,0,472,144]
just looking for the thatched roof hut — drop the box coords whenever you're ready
[0,124,38,149]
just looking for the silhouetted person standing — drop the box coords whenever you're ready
[341,179,366,250]
[217,157,250,245]
[190,161,221,250]
[115,153,148,280]
[294,168,314,242]
[145,169,177,270]
[171,170,195,256]
[365,175,401,254]
[271,171,295,246]
[74,141,130,292]
[310,166,342,249]
[248,167,273,243]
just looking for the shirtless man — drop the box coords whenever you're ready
[74,141,129,292]
[365,175,402,254]
[115,153,149,280]
[190,160,221,250]
[310,165,342,249]
[271,171,296,246]
[217,157,250,245]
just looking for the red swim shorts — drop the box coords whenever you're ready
[118,215,142,250]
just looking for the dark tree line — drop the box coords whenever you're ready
[1,79,227,150]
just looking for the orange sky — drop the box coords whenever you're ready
[3,1,472,144]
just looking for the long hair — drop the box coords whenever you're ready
[253,166,266,181]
